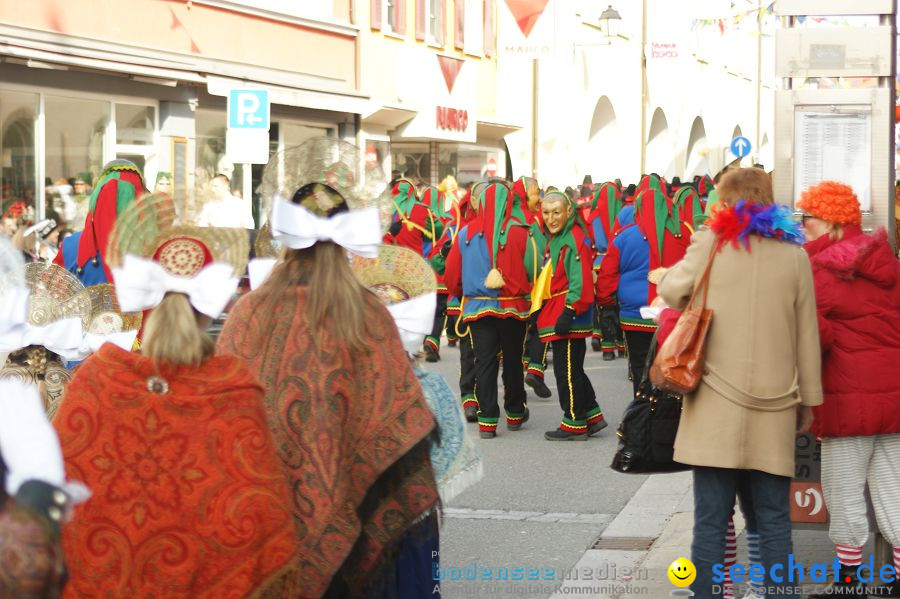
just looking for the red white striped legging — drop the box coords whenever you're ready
[821,434,900,575]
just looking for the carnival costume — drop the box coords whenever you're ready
[54,195,302,598]
[588,181,626,358]
[217,138,439,598]
[531,192,605,439]
[597,188,691,393]
[445,182,538,437]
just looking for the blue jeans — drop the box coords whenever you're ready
[691,467,798,599]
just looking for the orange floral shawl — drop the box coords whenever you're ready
[53,344,302,599]
[217,286,439,598]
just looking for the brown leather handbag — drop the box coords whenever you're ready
[649,242,718,394]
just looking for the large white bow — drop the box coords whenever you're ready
[270,198,382,258]
[112,255,239,319]
[0,317,85,361]
[0,286,29,335]
[248,258,277,291]
[387,292,437,356]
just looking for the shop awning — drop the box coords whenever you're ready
[0,42,206,83]
[206,76,370,115]
[476,119,522,141]
[362,104,417,129]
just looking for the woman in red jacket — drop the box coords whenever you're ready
[799,181,900,598]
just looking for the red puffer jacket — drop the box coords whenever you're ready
[806,226,900,438]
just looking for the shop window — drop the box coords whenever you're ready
[282,122,332,148]
[365,139,391,180]
[195,108,244,197]
[116,104,154,146]
[44,95,107,226]
[391,143,430,183]
[0,90,37,227]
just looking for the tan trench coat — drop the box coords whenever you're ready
[658,228,823,478]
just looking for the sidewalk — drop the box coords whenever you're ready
[552,471,852,598]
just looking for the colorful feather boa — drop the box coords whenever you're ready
[708,200,804,250]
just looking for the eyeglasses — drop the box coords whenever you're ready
[800,214,813,225]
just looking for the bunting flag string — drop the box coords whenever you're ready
[690,2,776,34]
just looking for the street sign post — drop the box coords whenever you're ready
[730,136,751,158]
[226,89,270,165]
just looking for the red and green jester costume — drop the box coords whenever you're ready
[512,177,551,387]
[672,185,705,231]
[588,182,627,356]
[383,179,442,257]
[422,186,460,358]
[75,159,146,283]
[532,191,605,438]
[445,182,538,436]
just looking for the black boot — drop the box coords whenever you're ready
[591,338,602,352]
[424,343,439,363]
[807,564,866,597]
[868,578,900,597]
[464,405,478,422]
[525,373,552,398]
[602,352,615,361]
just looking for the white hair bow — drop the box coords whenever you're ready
[112,255,239,319]
[270,198,382,258]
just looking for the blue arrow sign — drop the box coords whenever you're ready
[730,136,751,158]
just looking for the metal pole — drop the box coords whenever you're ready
[755,0,762,164]
[639,0,647,177]
[531,57,539,179]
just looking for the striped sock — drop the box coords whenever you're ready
[723,518,736,599]
[745,530,765,596]
[835,544,863,567]
[893,547,900,577]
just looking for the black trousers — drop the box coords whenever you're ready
[469,317,527,428]
[524,312,548,377]
[551,337,599,429]
[624,330,654,395]
[459,328,477,409]
[598,305,625,353]
[426,294,448,350]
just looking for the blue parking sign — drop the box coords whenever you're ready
[228,90,269,129]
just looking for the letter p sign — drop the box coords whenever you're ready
[228,90,269,129]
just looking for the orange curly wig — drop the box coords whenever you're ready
[797,181,861,226]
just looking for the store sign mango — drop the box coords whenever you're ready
[436,107,469,133]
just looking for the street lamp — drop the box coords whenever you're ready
[599,5,622,41]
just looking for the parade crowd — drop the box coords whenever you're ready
[0,136,898,599]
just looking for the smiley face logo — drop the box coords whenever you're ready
[668,557,696,587]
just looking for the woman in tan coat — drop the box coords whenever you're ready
[658,168,822,599]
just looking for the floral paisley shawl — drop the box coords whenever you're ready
[217,286,439,598]
[53,343,302,599]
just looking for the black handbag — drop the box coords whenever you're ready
[610,333,690,474]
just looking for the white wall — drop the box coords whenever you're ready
[500,0,777,188]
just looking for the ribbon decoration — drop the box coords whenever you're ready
[270,197,382,258]
[248,257,278,291]
[386,292,437,356]
[0,286,29,335]
[82,330,139,355]
[0,318,85,361]
[112,255,239,319]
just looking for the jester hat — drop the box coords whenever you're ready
[634,189,681,269]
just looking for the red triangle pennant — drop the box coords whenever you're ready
[437,55,464,94]
[504,0,550,38]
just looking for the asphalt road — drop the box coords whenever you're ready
[423,338,649,599]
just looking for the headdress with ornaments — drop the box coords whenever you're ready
[107,193,248,320]
[350,244,437,356]
[248,138,389,288]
